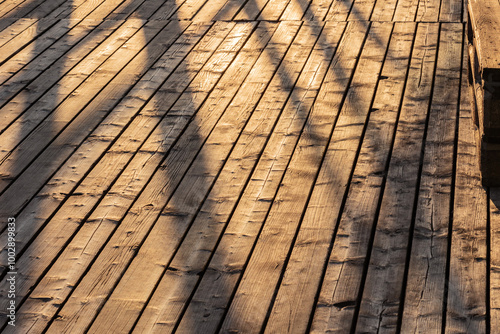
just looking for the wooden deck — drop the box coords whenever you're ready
[0,0,495,332]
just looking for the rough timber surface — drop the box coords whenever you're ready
[0,0,493,333]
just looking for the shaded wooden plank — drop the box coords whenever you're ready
[267,22,413,334]
[43,21,298,334]
[172,0,210,20]
[401,23,463,333]
[0,21,235,331]
[91,21,321,334]
[233,0,270,20]
[0,19,117,127]
[445,32,487,334]
[347,0,376,21]
[173,21,362,334]
[0,19,169,196]
[149,0,183,20]
[107,0,170,20]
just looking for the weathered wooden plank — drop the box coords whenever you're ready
[347,0,376,21]
[353,23,439,333]
[172,0,210,20]
[265,22,413,334]
[279,0,310,20]
[370,0,398,22]
[91,21,321,334]
[173,21,361,334]
[439,0,462,22]
[43,21,298,334]
[149,0,183,20]
[0,21,235,331]
[445,32,487,334]
[257,0,290,20]
[392,0,417,22]
[234,0,270,20]
[401,23,463,333]
[107,0,170,20]
[324,0,354,21]
[0,19,168,195]
[0,19,118,129]
[415,0,440,22]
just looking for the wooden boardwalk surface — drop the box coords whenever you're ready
[0,0,494,332]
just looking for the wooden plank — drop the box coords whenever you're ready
[172,0,210,20]
[0,19,118,128]
[439,0,462,22]
[347,0,376,21]
[257,0,290,20]
[0,0,31,18]
[3,0,68,20]
[324,0,354,21]
[370,0,398,22]
[352,23,438,333]
[0,21,254,333]
[445,32,487,334]
[0,18,84,87]
[266,22,413,334]
[90,21,321,334]
[415,0,440,22]
[42,21,297,334]
[85,0,141,20]
[392,0,418,22]
[468,0,500,71]
[174,21,362,334]
[278,0,309,20]
[0,19,167,195]
[132,20,342,334]
[400,23,463,333]
[191,0,231,21]
[148,0,183,20]
[303,0,333,21]
[211,0,247,20]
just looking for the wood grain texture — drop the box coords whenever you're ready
[401,22,463,333]
[445,31,487,334]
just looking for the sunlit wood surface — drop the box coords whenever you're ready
[0,0,494,333]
